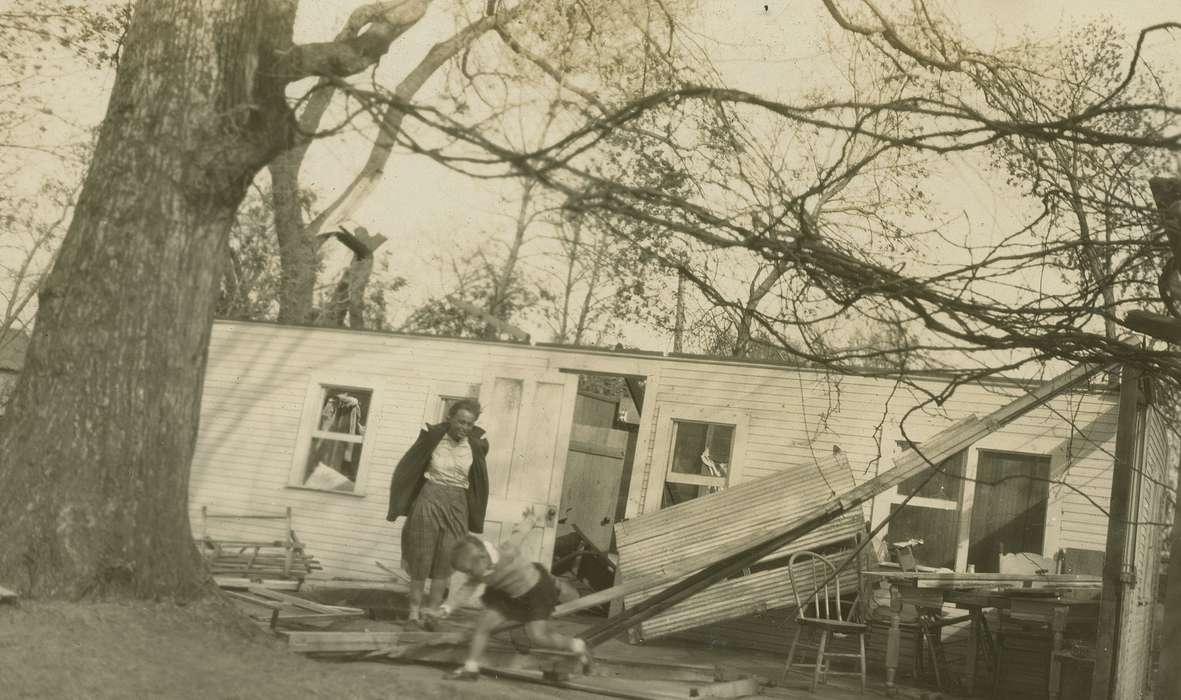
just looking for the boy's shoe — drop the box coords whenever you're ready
[573,639,594,674]
[445,667,480,682]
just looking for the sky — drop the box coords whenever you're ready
[4,0,1179,361]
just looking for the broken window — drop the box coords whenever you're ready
[298,385,371,493]
[661,420,735,508]
[881,445,966,570]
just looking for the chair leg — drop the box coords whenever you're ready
[783,625,803,682]
[858,632,867,693]
[812,630,828,692]
[925,627,944,691]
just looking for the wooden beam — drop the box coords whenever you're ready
[1124,310,1181,345]
[575,362,1108,640]
[481,666,689,700]
[1090,366,1141,700]
[687,678,760,698]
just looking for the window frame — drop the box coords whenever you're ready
[645,404,749,511]
[288,375,381,497]
[422,380,481,425]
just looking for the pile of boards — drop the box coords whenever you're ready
[196,505,321,585]
[283,626,768,699]
[198,535,322,582]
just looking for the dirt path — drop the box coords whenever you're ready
[0,601,599,699]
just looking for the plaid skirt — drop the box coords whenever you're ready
[401,479,469,580]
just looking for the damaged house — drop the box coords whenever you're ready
[188,320,1171,698]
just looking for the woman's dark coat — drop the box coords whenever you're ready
[386,422,490,533]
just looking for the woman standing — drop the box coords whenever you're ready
[386,399,489,624]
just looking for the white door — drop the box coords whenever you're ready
[477,366,577,565]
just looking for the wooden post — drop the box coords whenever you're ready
[1158,466,1181,698]
[1089,365,1141,700]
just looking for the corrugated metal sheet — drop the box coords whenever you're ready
[615,454,863,639]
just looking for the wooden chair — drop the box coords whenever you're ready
[783,550,869,693]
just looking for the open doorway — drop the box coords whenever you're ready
[550,371,645,609]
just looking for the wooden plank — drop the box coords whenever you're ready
[481,667,691,700]
[0,585,18,603]
[285,631,404,653]
[1091,367,1140,700]
[246,586,363,616]
[687,678,760,698]
[569,439,627,459]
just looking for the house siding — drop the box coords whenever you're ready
[191,321,1144,588]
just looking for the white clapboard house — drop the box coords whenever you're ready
[188,320,1170,694]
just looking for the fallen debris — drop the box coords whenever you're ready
[223,586,363,630]
[0,585,18,604]
[613,449,862,640]
[688,678,760,698]
[197,506,321,583]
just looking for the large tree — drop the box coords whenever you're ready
[0,0,437,599]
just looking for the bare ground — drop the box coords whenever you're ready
[0,600,599,700]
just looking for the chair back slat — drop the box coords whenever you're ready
[788,550,845,621]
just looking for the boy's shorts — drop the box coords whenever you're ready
[481,564,560,622]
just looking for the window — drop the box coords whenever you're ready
[661,420,735,508]
[880,443,1052,572]
[438,396,469,423]
[880,444,965,570]
[295,384,372,493]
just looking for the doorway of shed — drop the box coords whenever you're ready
[551,371,644,573]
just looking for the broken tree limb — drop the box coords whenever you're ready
[304,4,529,239]
[577,362,1108,645]
[445,296,531,342]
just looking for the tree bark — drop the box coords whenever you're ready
[0,0,295,600]
[270,152,319,323]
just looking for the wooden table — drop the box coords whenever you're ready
[865,571,1101,697]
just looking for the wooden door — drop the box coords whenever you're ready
[559,423,629,551]
[967,451,1050,572]
[477,366,577,565]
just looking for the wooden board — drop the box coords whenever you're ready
[225,587,365,629]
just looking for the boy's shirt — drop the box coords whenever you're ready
[442,540,542,613]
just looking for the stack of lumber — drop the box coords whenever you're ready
[198,537,322,581]
[196,505,321,583]
[614,452,862,641]
[224,586,364,630]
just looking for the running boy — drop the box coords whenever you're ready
[430,534,591,680]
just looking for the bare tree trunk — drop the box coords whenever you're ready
[270,153,320,323]
[556,216,582,343]
[0,0,294,600]
[733,261,787,357]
